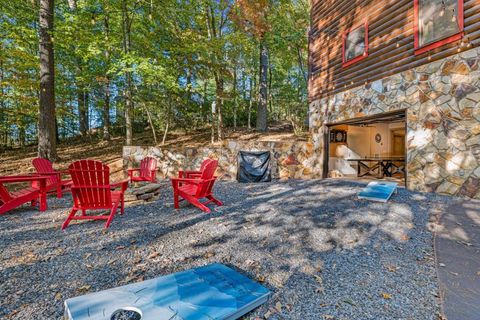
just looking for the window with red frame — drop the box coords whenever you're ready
[414,0,464,55]
[342,22,369,68]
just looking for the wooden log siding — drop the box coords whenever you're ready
[309,0,480,101]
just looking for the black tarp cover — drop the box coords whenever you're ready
[237,151,272,183]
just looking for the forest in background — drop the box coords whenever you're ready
[0,0,309,159]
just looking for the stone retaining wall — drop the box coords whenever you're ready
[123,139,321,181]
[309,47,480,199]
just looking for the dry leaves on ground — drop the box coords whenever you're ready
[381,292,392,299]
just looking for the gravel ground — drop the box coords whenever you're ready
[0,180,451,319]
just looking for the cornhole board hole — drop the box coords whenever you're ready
[358,181,398,203]
[237,151,272,183]
[64,263,271,320]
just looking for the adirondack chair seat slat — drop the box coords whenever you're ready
[12,187,38,197]
[178,185,198,195]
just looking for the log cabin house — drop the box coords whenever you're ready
[308,0,480,199]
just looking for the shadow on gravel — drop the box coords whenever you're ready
[0,179,450,319]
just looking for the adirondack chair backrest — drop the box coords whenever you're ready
[32,158,58,186]
[140,157,157,179]
[69,160,112,209]
[199,159,212,171]
[196,160,218,198]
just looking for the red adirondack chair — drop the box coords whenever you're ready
[178,159,213,179]
[32,158,72,198]
[62,160,129,229]
[0,175,48,215]
[171,160,223,213]
[128,157,158,183]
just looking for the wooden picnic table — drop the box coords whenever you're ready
[0,175,49,215]
[347,157,406,178]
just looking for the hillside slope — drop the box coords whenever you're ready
[0,123,305,179]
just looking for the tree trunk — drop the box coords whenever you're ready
[162,121,169,145]
[248,77,253,130]
[103,13,111,141]
[211,100,215,144]
[233,67,238,131]
[122,0,134,146]
[103,81,111,140]
[297,45,308,85]
[256,40,268,132]
[268,58,273,120]
[215,76,223,141]
[0,47,5,148]
[38,0,57,160]
[19,127,25,147]
[145,105,157,145]
[78,90,88,136]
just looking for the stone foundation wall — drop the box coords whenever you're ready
[123,139,322,181]
[309,47,480,199]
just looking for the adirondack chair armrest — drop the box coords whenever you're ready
[111,179,129,192]
[171,178,202,189]
[0,175,48,184]
[128,168,140,178]
[37,171,62,179]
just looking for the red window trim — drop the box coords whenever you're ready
[414,0,464,55]
[342,21,369,68]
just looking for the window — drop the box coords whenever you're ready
[342,21,369,68]
[414,0,464,55]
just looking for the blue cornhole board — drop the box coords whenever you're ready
[358,181,398,203]
[64,263,271,320]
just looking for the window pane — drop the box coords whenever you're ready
[419,0,460,46]
[345,27,366,61]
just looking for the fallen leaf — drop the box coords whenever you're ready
[264,310,272,319]
[84,253,92,259]
[275,302,282,312]
[204,252,215,259]
[147,251,159,259]
[381,292,392,300]
[78,285,91,293]
[257,275,266,283]
[385,264,398,272]
[55,292,62,300]
[116,246,126,250]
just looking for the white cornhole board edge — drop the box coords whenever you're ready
[358,181,398,203]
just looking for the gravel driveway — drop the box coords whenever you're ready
[0,180,449,319]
